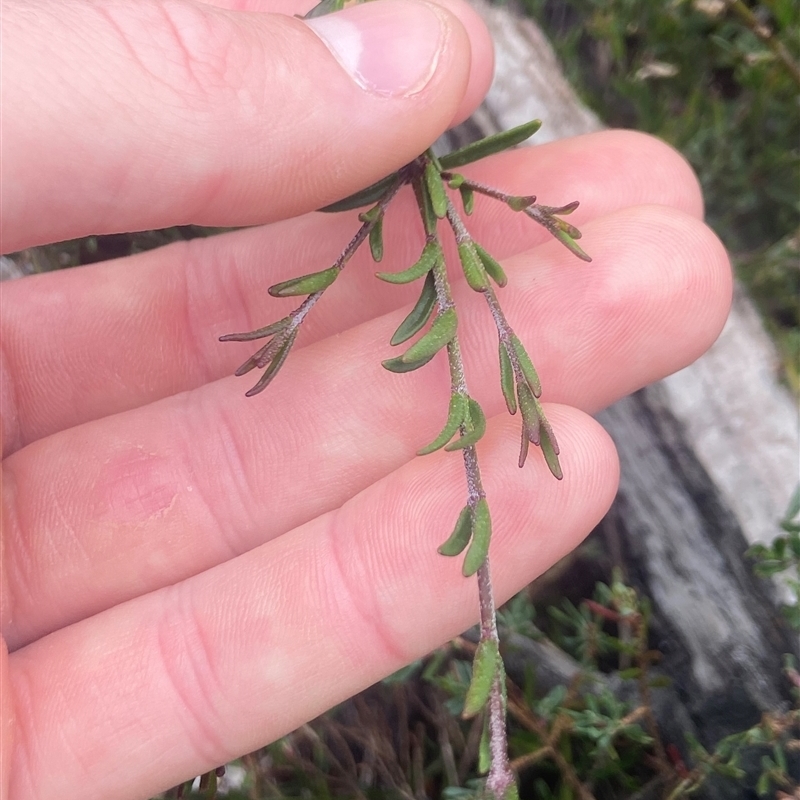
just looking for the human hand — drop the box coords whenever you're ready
[0,1,731,798]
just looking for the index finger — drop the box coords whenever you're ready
[2,0,492,251]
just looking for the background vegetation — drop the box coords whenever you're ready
[521,0,799,391]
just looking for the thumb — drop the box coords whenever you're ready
[3,0,486,251]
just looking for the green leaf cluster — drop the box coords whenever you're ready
[747,485,800,628]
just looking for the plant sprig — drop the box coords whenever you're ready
[221,12,590,790]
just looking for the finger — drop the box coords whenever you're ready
[2,0,488,252]
[193,0,495,127]
[0,130,703,453]
[3,204,731,648]
[8,409,619,800]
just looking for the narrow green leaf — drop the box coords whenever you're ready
[463,638,499,718]
[475,243,507,288]
[400,307,457,363]
[439,119,543,170]
[543,200,580,216]
[783,485,800,520]
[618,667,642,680]
[478,717,491,775]
[518,381,541,456]
[506,194,536,212]
[319,174,397,213]
[269,266,338,297]
[413,176,437,236]
[445,398,487,451]
[381,351,437,373]
[539,413,560,456]
[369,217,384,262]
[447,173,465,189]
[234,341,271,377]
[234,331,289,376]
[302,0,345,19]
[505,783,520,800]
[457,242,489,292]
[518,425,530,469]
[539,418,563,480]
[427,148,444,171]
[245,331,297,397]
[419,393,468,455]
[460,185,475,215]
[219,316,289,343]
[424,161,448,219]
[438,504,473,556]
[499,342,517,414]
[552,228,592,262]
[517,382,538,433]
[376,241,439,284]
[358,205,381,223]
[390,271,436,345]
[463,498,491,577]
[553,218,582,239]
[510,334,542,397]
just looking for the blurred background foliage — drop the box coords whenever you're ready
[518,0,800,390]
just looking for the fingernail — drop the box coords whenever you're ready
[306,0,446,97]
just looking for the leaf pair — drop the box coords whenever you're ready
[499,334,542,406]
[458,240,508,292]
[356,204,386,262]
[517,382,562,478]
[447,174,476,216]
[498,337,561,477]
[241,331,298,397]
[382,267,457,371]
[418,394,487,455]
[524,204,592,263]
[221,320,299,397]
[438,497,492,577]
[382,299,457,372]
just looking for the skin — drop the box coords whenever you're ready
[0,1,732,798]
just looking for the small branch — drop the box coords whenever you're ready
[222,177,404,393]
[426,218,515,798]
[441,174,533,207]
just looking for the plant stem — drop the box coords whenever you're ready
[429,236,516,798]
[478,560,516,798]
